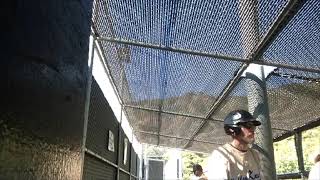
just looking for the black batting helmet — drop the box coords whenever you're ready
[224,109,261,135]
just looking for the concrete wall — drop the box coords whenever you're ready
[2,0,92,179]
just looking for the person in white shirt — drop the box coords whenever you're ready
[308,153,320,180]
[206,109,262,180]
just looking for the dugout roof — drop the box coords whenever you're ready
[91,0,320,153]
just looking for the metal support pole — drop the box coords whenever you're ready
[142,145,145,180]
[117,48,126,179]
[142,144,149,180]
[129,132,133,180]
[246,70,276,180]
[117,107,123,180]
[80,35,95,180]
[239,0,276,179]
[294,132,306,179]
[140,144,144,180]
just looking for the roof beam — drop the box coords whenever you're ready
[250,0,304,60]
[274,118,320,142]
[136,130,222,145]
[124,104,223,123]
[97,37,320,74]
[252,60,320,74]
[97,35,320,74]
[126,104,289,130]
[97,37,248,62]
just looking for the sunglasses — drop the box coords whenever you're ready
[239,122,257,130]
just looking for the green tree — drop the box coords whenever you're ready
[144,144,170,161]
[274,126,320,177]
[274,136,299,174]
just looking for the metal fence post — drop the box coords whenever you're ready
[239,0,277,179]
[294,132,306,178]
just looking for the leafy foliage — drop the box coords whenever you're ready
[144,145,169,161]
[274,126,320,176]
[274,136,299,174]
[302,126,320,171]
[181,151,209,180]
